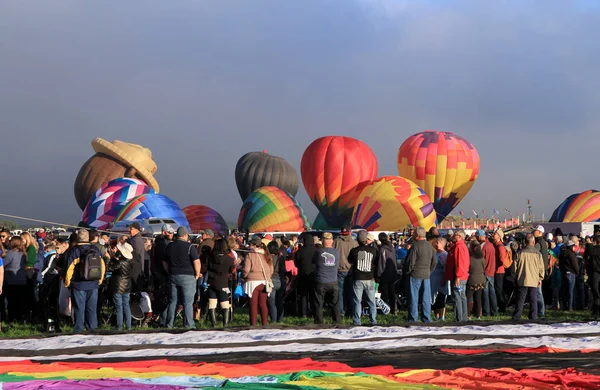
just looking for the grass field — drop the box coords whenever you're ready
[0,307,593,339]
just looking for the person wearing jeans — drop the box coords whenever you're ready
[113,293,131,330]
[353,279,376,325]
[477,230,498,317]
[334,224,358,317]
[165,227,201,329]
[405,227,436,323]
[445,230,470,323]
[512,235,545,320]
[348,231,378,326]
[559,240,579,311]
[71,288,99,332]
[107,242,134,331]
[313,232,341,325]
[408,277,432,322]
[64,229,105,333]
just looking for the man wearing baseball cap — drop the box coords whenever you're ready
[532,225,549,317]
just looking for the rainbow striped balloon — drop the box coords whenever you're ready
[550,189,600,222]
[352,176,437,231]
[238,186,310,232]
[81,178,155,230]
[397,130,479,222]
[115,193,190,230]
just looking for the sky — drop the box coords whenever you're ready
[1,0,599,227]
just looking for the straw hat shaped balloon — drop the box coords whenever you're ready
[74,138,160,210]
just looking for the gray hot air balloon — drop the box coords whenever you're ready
[235,150,300,202]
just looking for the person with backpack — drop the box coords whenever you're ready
[64,229,105,333]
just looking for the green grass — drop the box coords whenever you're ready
[0,307,594,338]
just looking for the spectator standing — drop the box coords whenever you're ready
[64,229,104,333]
[477,230,498,317]
[533,225,549,317]
[3,237,27,322]
[267,241,286,323]
[294,232,316,317]
[376,233,398,315]
[206,239,234,327]
[431,237,450,321]
[512,235,545,320]
[312,232,341,325]
[586,235,600,319]
[492,229,508,313]
[128,222,146,292]
[165,227,201,329]
[467,242,486,320]
[559,240,579,311]
[334,224,358,317]
[445,231,470,322]
[107,242,134,331]
[154,224,174,326]
[348,230,378,326]
[243,236,273,326]
[406,227,436,323]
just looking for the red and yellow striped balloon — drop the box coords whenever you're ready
[351,176,437,231]
[550,190,600,222]
[397,130,479,222]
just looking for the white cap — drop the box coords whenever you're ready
[533,225,545,233]
[545,233,553,241]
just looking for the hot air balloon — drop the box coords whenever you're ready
[115,193,190,229]
[301,136,378,228]
[312,212,335,231]
[351,176,437,231]
[550,190,600,222]
[235,151,300,201]
[81,178,155,230]
[397,130,479,222]
[183,205,229,235]
[238,186,310,233]
[74,138,160,210]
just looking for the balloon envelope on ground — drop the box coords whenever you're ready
[81,178,155,231]
[301,136,378,228]
[397,130,479,222]
[235,151,299,202]
[550,190,600,222]
[183,205,229,235]
[115,193,190,229]
[351,176,437,231]
[238,186,310,233]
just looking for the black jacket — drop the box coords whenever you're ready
[586,243,600,275]
[377,243,398,283]
[535,237,549,270]
[272,253,285,278]
[295,233,316,276]
[559,247,579,275]
[207,253,234,289]
[107,256,134,294]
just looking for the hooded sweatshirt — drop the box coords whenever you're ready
[295,233,316,276]
[334,234,358,273]
[377,243,398,282]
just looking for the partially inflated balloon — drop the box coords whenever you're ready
[183,205,229,235]
[351,176,437,231]
[397,130,479,222]
[238,186,310,233]
[235,151,299,201]
[81,178,155,230]
[301,136,378,228]
[115,193,190,229]
[550,190,600,222]
[312,212,335,231]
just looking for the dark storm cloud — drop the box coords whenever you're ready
[0,0,598,227]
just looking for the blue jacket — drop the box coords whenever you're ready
[65,244,105,291]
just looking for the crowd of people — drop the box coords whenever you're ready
[0,222,599,333]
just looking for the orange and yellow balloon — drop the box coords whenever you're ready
[397,130,479,222]
[351,176,437,231]
[550,190,600,222]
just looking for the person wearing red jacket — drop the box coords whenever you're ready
[477,230,498,317]
[445,231,470,322]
